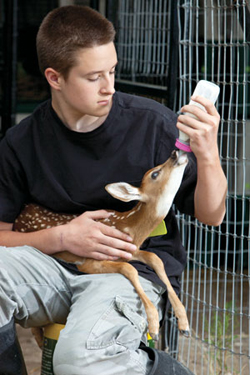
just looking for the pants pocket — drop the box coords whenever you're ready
[87,295,147,351]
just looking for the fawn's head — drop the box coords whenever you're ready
[105,151,188,218]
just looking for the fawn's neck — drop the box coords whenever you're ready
[104,202,164,248]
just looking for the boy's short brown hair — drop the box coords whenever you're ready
[36,5,116,79]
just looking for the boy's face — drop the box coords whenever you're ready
[56,42,117,122]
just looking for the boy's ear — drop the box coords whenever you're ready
[44,68,61,90]
[105,182,143,202]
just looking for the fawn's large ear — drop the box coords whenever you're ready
[105,182,144,202]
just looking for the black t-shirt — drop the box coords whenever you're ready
[0,92,197,289]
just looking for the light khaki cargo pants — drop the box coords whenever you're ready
[0,246,165,375]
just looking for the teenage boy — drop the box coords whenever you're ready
[0,5,227,375]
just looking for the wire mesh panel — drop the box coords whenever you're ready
[107,0,174,103]
[176,1,250,374]
[114,0,171,85]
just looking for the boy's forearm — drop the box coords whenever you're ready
[194,157,227,226]
[0,226,63,254]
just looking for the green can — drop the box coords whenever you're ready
[41,323,65,375]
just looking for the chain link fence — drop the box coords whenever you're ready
[176,1,249,374]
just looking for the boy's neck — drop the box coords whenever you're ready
[51,99,109,133]
[65,114,109,133]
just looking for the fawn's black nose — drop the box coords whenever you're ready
[171,150,188,166]
[171,150,178,160]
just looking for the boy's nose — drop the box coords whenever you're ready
[100,77,115,95]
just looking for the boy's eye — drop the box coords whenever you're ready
[88,71,115,82]
[88,76,99,82]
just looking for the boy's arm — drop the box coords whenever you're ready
[0,221,64,253]
[194,154,227,226]
[0,210,136,260]
[177,96,227,226]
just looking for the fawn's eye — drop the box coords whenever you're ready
[151,170,160,180]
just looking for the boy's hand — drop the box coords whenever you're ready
[176,95,221,162]
[59,210,137,261]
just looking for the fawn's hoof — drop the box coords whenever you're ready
[180,329,190,337]
[149,332,159,341]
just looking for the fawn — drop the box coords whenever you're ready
[14,150,190,342]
